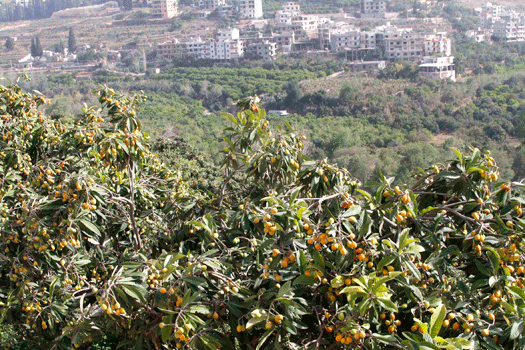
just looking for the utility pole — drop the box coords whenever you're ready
[142,48,146,72]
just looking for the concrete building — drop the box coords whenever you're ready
[185,37,206,59]
[360,0,386,18]
[217,4,235,17]
[216,28,240,41]
[205,39,244,60]
[466,30,486,42]
[157,39,183,60]
[379,26,424,60]
[274,31,295,51]
[236,0,263,19]
[282,2,301,16]
[152,0,177,18]
[330,29,361,52]
[419,56,455,81]
[347,60,386,73]
[424,31,452,56]
[318,22,354,50]
[493,17,525,41]
[247,40,277,59]
[198,0,225,9]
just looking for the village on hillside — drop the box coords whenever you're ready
[1,0,524,82]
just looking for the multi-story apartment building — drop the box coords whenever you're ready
[274,31,295,51]
[152,0,177,18]
[282,2,301,16]
[156,37,205,60]
[198,0,225,9]
[185,38,206,58]
[276,10,294,25]
[424,31,452,56]
[318,22,451,60]
[479,2,505,29]
[379,26,424,60]
[330,30,361,52]
[247,40,277,59]
[482,2,504,18]
[318,22,353,50]
[205,40,244,59]
[216,28,240,41]
[236,0,263,19]
[493,17,525,41]
[157,39,183,60]
[360,31,379,48]
[360,0,386,17]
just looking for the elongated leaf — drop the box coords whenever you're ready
[429,304,446,338]
[256,329,274,350]
[246,316,265,330]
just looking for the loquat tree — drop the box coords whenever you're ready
[1,81,525,350]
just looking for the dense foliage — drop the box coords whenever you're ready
[2,82,525,350]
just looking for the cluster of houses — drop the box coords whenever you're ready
[148,0,263,19]
[155,1,455,80]
[23,0,525,81]
[467,2,525,42]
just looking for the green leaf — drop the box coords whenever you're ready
[358,298,372,316]
[376,297,398,313]
[298,250,307,274]
[119,284,147,304]
[429,304,446,338]
[161,313,174,342]
[77,219,101,238]
[485,247,501,273]
[277,281,293,298]
[508,286,525,301]
[372,271,402,294]
[255,329,274,350]
[377,256,396,273]
[510,320,524,340]
[451,148,463,166]
[293,275,316,286]
[311,248,325,270]
[331,275,345,289]
[246,317,265,330]
[182,276,207,287]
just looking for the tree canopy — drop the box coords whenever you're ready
[1,81,525,350]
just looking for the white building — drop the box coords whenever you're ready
[186,37,206,58]
[466,30,486,42]
[237,0,263,19]
[282,2,301,16]
[152,0,177,18]
[419,56,455,81]
[216,28,240,41]
[205,40,244,60]
[424,31,452,56]
[274,31,295,51]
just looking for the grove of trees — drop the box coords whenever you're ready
[1,80,525,350]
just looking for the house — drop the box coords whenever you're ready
[419,56,455,81]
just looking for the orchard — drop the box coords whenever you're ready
[1,79,525,350]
